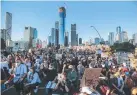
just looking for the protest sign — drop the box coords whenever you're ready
[56,54,62,60]
[80,68,102,88]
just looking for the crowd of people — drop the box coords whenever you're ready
[0,46,137,95]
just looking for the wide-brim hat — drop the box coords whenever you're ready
[49,65,54,69]
[68,65,73,69]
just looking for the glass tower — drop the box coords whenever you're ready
[108,32,114,46]
[59,7,66,46]
[116,26,122,43]
[33,28,38,39]
[5,12,12,40]
[71,24,76,46]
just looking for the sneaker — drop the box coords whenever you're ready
[34,89,38,93]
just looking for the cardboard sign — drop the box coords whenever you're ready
[80,68,102,88]
[56,54,62,60]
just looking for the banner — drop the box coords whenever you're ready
[80,68,102,88]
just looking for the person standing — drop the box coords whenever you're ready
[77,62,85,79]
[67,65,78,94]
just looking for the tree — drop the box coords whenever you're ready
[110,42,135,52]
[1,38,6,50]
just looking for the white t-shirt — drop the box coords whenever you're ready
[26,62,31,70]
[0,61,9,70]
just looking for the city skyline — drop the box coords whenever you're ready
[1,1,137,42]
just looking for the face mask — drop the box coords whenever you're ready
[16,62,21,66]
[29,71,33,74]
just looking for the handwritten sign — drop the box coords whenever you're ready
[80,68,102,88]
[56,54,62,60]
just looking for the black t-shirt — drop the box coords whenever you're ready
[109,77,118,90]
[106,71,111,80]
[1,69,6,80]
[46,69,57,81]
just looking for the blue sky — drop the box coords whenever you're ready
[1,1,137,42]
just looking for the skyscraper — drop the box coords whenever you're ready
[24,27,36,41]
[24,26,36,48]
[79,38,82,45]
[24,27,32,41]
[48,36,52,46]
[108,32,114,46]
[5,12,12,40]
[55,21,59,29]
[33,28,38,39]
[51,28,55,45]
[133,33,137,46]
[115,26,122,43]
[65,32,69,47]
[59,7,66,46]
[76,34,78,46]
[55,21,59,46]
[121,31,128,42]
[1,29,6,41]
[71,24,76,46]
[95,37,100,45]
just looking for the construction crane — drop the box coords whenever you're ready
[90,26,104,44]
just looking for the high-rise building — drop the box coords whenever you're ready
[55,21,59,29]
[59,7,66,46]
[1,29,6,41]
[108,32,114,46]
[76,34,78,46]
[133,33,137,46]
[32,39,37,48]
[55,21,59,46]
[33,28,38,39]
[5,12,12,40]
[95,37,100,45]
[89,38,93,45]
[24,26,36,48]
[24,27,31,41]
[24,27,34,41]
[115,26,122,43]
[79,38,82,45]
[12,40,29,51]
[64,32,69,47]
[51,28,55,45]
[71,24,76,46]
[55,29,59,46]
[121,31,128,42]
[48,36,52,46]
